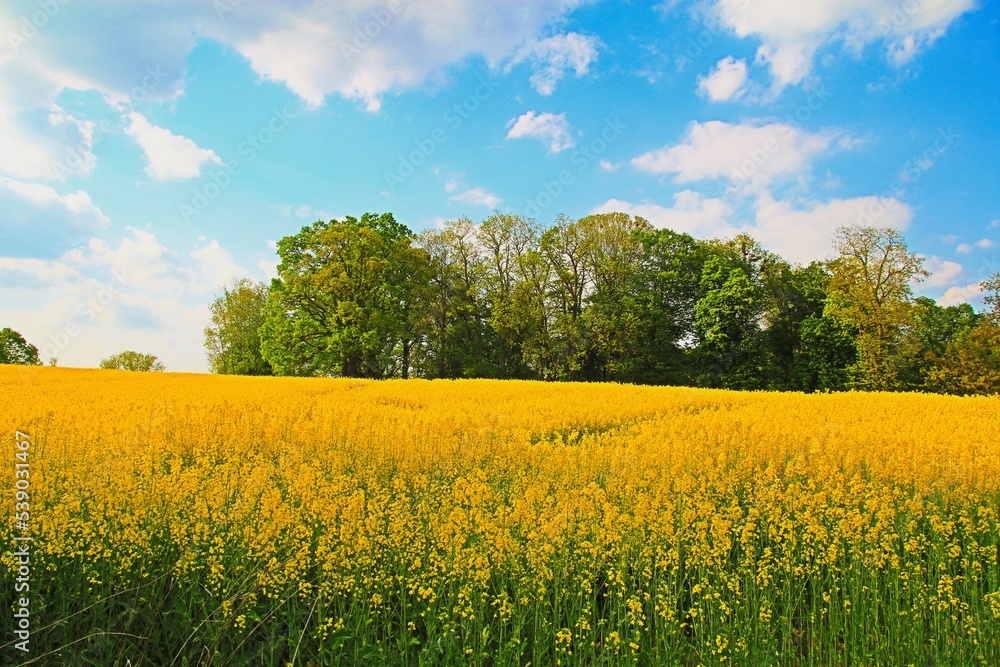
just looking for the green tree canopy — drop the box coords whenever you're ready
[204,279,273,376]
[100,351,166,372]
[0,328,41,365]
[260,213,430,378]
[826,226,928,390]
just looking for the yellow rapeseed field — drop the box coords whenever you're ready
[1,365,998,666]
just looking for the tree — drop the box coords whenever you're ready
[478,211,538,379]
[982,272,1000,324]
[0,328,41,366]
[928,325,1000,395]
[694,255,767,389]
[791,315,857,392]
[204,279,273,376]
[100,351,166,372]
[416,218,491,379]
[626,228,706,385]
[576,212,652,381]
[763,262,831,389]
[927,272,1000,395]
[893,297,978,390]
[826,226,928,390]
[260,213,431,378]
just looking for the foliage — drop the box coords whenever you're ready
[3,366,999,666]
[249,215,994,395]
[260,213,429,378]
[826,226,928,390]
[204,279,273,376]
[99,350,165,372]
[0,327,41,365]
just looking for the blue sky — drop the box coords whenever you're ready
[1,0,998,371]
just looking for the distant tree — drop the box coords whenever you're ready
[764,262,831,390]
[416,218,490,379]
[626,228,706,385]
[982,272,1000,324]
[927,273,1000,395]
[0,328,41,366]
[826,226,927,390]
[576,212,652,381]
[100,351,166,372]
[260,213,430,378]
[204,279,273,376]
[893,297,978,390]
[790,315,857,392]
[694,255,767,389]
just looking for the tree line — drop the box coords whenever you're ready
[203,211,1000,395]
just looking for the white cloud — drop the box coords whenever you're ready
[190,240,254,291]
[0,228,257,371]
[632,120,839,191]
[599,160,620,172]
[227,2,587,110]
[592,192,736,239]
[697,57,749,101]
[593,191,913,265]
[125,112,222,181]
[450,187,501,208]
[711,0,976,92]
[976,238,995,249]
[0,1,585,180]
[0,176,110,228]
[938,283,982,307]
[506,111,575,153]
[989,219,1000,230]
[923,256,963,287]
[750,193,912,264]
[508,32,600,95]
[957,243,973,254]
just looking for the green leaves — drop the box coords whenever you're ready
[0,327,41,365]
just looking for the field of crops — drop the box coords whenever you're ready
[1,366,999,666]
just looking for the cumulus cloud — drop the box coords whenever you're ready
[506,111,575,153]
[0,177,110,228]
[938,283,982,307]
[923,256,964,287]
[592,192,737,239]
[711,0,976,92]
[125,112,222,181]
[632,120,840,191]
[224,2,588,110]
[751,193,913,264]
[508,32,600,95]
[450,187,502,208]
[0,0,585,179]
[0,227,258,371]
[593,191,913,265]
[697,56,750,101]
